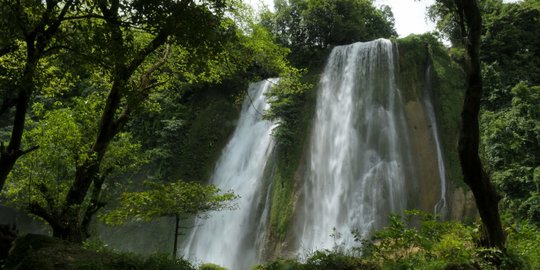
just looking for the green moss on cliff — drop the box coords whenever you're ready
[429,40,466,188]
[269,153,297,240]
[397,34,465,189]
[267,71,319,241]
[395,35,430,103]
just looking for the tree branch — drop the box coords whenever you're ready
[61,14,106,21]
[114,43,171,132]
[28,202,57,228]
[0,43,18,57]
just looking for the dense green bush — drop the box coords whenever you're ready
[198,263,228,270]
[3,234,196,270]
[254,250,379,270]
[257,211,540,270]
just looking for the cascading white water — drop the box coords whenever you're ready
[423,65,448,217]
[183,79,277,270]
[296,39,416,252]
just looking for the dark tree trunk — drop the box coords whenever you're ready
[57,2,170,242]
[455,0,506,249]
[173,214,180,259]
[0,0,73,192]
[0,60,35,192]
[51,222,85,243]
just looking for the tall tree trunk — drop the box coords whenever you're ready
[51,221,85,243]
[0,58,36,191]
[173,214,180,259]
[0,0,73,192]
[455,0,506,249]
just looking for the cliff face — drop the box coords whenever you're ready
[395,35,477,221]
[264,35,477,260]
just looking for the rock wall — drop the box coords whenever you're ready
[265,35,477,261]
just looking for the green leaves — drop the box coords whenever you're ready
[264,0,396,67]
[481,82,540,224]
[101,181,238,225]
[264,67,312,146]
[3,93,146,212]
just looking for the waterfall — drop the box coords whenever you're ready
[296,39,416,252]
[422,65,448,217]
[183,79,277,270]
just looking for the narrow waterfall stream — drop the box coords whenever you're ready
[296,39,417,252]
[183,79,277,270]
[422,65,448,217]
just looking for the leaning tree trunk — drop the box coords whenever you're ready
[455,0,506,249]
[0,0,73,192]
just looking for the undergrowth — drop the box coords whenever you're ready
[255,210,540,270]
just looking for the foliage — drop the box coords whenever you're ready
[198,263,228,270]
[0,0,298,243]
[262,0,396,67]
[3,93,146,215]
[505,220,540,269]
[264,68,312,146]
[126,3,295,183]
[481,82,540,224]
[428,0,539,109]
[481,0,540,95]
[4,233,196,270]
[427,0,505,45]
[264,67,319,243]
[360,210,464,267]
[253,250,379,270]
[101,181,238,225]
[353,210,540,269]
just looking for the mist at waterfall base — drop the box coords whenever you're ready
[181,39,447,269]
[183,79,277,270]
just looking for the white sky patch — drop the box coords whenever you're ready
[246,0,436,37]
[374,0,435,37]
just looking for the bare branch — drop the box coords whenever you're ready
[139,43,171,91]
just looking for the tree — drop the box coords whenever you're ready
[3,93,147,238]
[0,0,77,192]
[126,4,294,183]
[480,0,540,109]
[264,68,312,146]
[481,83,540,224]
[430,0,540,227]
[262,0,396,66]
[101,181,238,258]
[451,0,506,249]
[2,0,296,244]
[0,0,236,243]
[477,0,540,226]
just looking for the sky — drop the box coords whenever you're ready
[374,0,435,37]
[246,0,437,37]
